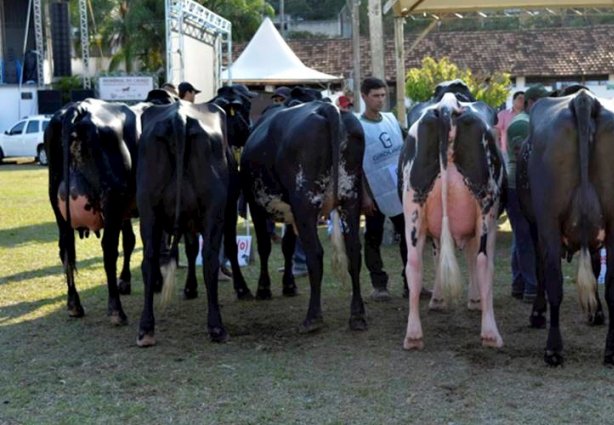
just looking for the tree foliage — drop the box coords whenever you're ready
[199,0,274,42]
[405,57,510,108]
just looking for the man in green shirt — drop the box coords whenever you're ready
[505,84,549,302]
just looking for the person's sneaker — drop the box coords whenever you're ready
[220,266,233,278]
[218,270,231,281]
[370,288,391,302]
[523,292,537,303]
[292,267,308,278]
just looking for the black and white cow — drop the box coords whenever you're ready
[240,97,368,332]
[136,100,230,346]
[399,83,505,350]
[517,88,614,365]
[45,98,140,325]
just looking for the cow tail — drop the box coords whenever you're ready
[437,106,462,302]
[160,111,186,307]
[61,107,79,276]
[330,210,349,287]
[572,90,598,313]
[323,103,350,285]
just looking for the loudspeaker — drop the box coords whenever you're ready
[50,1,71,77]
[37,90,63,114]
[71,89,95,102]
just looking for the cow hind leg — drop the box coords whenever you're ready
[465,237,481,311]
[528,222,548,329]
[183,233,199,300]
[281,224,298,297]
[224,196,253,300]
[251,205,273,300]
[541,238,564,366]
[293,205,324,333]
[338,206,367,331]
[476,214,503,348]
[404,201,427,350]
[137,216,163,347]
[101,221,128,326]
[201,214,228,343]
[117,219,135,295]
[588,249,605,326]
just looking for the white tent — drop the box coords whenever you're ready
[222,17,341,85]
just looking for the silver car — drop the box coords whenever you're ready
[0,115,51,165]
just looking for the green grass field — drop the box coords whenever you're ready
[1,163,613,425]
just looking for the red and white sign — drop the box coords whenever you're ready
[195,235,252,267]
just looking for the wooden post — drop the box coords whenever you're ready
[350,0,361,112]
[368,0,384,79]
[394,15,406,128]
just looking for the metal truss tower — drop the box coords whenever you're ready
[165,0,232,89]
[32,0,45,87]
[78,0,91,89]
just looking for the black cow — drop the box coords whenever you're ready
[517,88,614,365]
[241,97,368,332]
[136,100,230,346]
[168,85,255,302]
[399,82,505,350]
[45,98,140,324]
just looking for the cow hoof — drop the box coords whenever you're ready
[183,288,198,300]
[467,299,481,311]
[137,332,156,347]
[236,288,254,300]
[604,351,614,367]
[209,327,229,343]
[299,317,323,334]
[118,280,131,295]
[349,315,367,331]
[68,305,85,318]
[481,333,503,348]
[429,298,447,311]
[588,311,605,326]
[530,313,547,329]
[109,312,128,326]
[544,350,564,367]
[403,337,424,351]
[256,288,272,300]
[282,285,298,297]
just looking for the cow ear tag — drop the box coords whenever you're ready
[230,107,235,117]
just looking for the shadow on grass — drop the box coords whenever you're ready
[0,246,142,286]
[0,293,66,325]
[0,221,60,247]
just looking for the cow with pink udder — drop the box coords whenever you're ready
[398,80,507,350]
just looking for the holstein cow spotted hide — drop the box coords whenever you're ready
[399,88,505,350]
[517,88,614,366]
[241,98,368,333]
[45,98,140,325]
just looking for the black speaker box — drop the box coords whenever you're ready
[50,1,71,77]
[37,89,63,114]
[70,89,95,102]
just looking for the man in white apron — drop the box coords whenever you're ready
[358,77,408,301]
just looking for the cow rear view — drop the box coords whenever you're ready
[241,100,368,332]
[136,101,229,346]
[519,88,614,365]
[400,84,505,350]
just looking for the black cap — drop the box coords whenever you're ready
[524,84,549,102]
[271,86,291,100]
[178,82,201,97]
[234,84,257,98]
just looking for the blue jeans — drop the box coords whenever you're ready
[293,238,307,271]
[507,188,536,295]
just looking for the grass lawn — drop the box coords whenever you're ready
[1,164,613,424]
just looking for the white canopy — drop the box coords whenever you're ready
[222,17,341,85]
